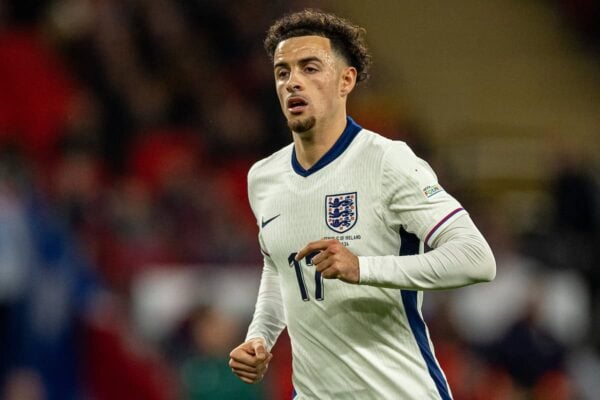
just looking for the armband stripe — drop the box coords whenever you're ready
[424,207,464,247]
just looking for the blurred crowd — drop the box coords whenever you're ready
[0,1,599,399]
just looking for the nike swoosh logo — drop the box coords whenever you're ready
[261,214,281,228]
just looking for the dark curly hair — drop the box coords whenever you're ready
[264,9,371,84]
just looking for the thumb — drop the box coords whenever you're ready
[252,340,267,360]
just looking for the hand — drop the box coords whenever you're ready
[229,337,273,384]
[296,239,360,284]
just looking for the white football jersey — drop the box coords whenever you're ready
[247,117,466,399]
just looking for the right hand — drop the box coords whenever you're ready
[229,337,273,384]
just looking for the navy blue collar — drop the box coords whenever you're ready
[291,116,362,177]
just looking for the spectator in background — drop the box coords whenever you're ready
[2,368,46,400]
[550,156,600,347]
[0,147,36,394]
[177,305,265,400]
[83,293,178,400]
[0,145,104,400]
[450,206,587,398]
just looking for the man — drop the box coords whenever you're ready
[229,9,495,400]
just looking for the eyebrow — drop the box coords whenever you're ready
[274,56,323,70]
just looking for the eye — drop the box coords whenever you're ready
[276,69,289,79]
[304,65,318,73]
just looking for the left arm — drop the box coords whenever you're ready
[359,213,495,289]
[297,213,495,290]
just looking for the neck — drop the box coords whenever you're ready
[292,114,348,170]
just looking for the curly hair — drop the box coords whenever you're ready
[264,9,371,84]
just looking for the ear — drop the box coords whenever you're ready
[339,66,357,97]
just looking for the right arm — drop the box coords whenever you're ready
[245,249,287,349]
[229,251,286,383]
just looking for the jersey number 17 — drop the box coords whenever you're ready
[288,252,324,301]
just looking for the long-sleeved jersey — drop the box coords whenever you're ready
[245,117,495,399]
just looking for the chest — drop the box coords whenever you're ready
[257,175,382,266]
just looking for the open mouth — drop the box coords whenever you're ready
[287,97,308,114]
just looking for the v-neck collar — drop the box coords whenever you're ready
[291,116,362,177]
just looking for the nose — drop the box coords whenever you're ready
[286,71,302,93]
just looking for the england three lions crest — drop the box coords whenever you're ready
[325,192,357,233]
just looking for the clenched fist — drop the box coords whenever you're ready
[229,337,273,384]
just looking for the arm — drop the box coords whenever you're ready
[245,255,287,349]
[359,213,495,289]
[229,254,286,384]
[296,213,495,290]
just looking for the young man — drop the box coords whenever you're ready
[229,9,495,400]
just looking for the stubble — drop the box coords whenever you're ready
[288,116,316,133]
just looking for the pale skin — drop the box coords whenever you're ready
[229,35,361,384]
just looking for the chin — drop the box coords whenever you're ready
[288,116,316,133]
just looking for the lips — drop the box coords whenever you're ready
[286,96,308,114]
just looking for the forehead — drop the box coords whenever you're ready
[273,35,335,64]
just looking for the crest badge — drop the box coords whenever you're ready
[325,192,358,233]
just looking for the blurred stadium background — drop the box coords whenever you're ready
[0,0,599,399]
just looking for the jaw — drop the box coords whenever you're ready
[288,115,316,134]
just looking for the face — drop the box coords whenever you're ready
[273,35,356,134]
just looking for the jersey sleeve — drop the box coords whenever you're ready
[245,249,287,350]
[357,141,495,290]
[359,213,496,289]
[379,141,466,247]
[245,168,286,349]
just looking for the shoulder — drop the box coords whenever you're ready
[248,143,293,184]
[247,143,294,209]
[353,129,414,158]
[357,130,440,195]
[356,129,423,173]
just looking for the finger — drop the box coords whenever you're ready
[321,265,340,279]
[254,353,273,372]
[310,249,328,265]
[229,359,259,373]
[314,257,333,273]
[229,349,253,364]
[239,375,257,384]
[252,341,268,361]
[230,349,260,366]
[296,240,332,260]
[233,368,259,380]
